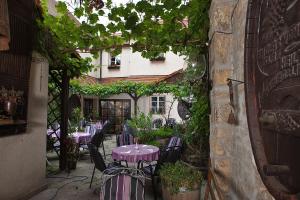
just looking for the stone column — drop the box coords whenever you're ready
[209,1,273,199]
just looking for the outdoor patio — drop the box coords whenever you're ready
[30,136,158,200]
[4,0,294,199]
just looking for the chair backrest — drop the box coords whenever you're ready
[90,129,105,148]
[100,169,145,200]
[167,136,182,149]
[85,125,91,134]
[166,118,176,128]
[88,143,107,172]
[122,121,135,135]
[152,118,163,129]
[116,133,134,147]
[156,136,183,172]
[101,120,112,135]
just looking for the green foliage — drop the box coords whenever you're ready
[70,80,181,116]
[70,80,180,98]
[135,126,174,146]
[151,127,173,139]
[160,161,203,194]
[146,140,162,148]
[35,0,94,78]
[70,107,82,125]
[128,113,153,135]
[69,107,84,133]
[37,0,210,59]
[180,48,210,153]
[40,0,211,160]
[186,95,209,149]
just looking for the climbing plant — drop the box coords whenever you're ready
[70,80,184,116]
[39,0,210,58]
[39,0,211,167]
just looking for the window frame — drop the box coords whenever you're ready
[109,53,121,69]
[150,96,166,114]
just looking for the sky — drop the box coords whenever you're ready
[61,0,139,24]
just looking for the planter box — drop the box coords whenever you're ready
[162,186,200,200]
[156,138,169,146]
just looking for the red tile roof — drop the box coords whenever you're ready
[75,69,183,85]
[99,75,168,84]
[76,75,100,85]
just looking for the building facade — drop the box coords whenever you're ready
[79,47,186,133]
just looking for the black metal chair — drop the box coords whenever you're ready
[139,136,183,200]
[152,118,163,129]
[100,168,146,200]
[88,143,122,188]
[90,128,106,157]
[90,121,112,159]
[166,118,176,128]
[122,120,136,136]
[116,133,134,147]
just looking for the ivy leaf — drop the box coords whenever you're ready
[125,12,139,29]
[88,13,99,24]
[56,2,68,14]
[74,7,84,18]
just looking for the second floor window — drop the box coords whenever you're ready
[110,54,121,66]
[151,96,165,114]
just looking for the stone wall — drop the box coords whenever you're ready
[0,52,48,199]
[209,1,274,199]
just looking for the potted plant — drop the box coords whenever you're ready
[159,161,203,200]
[152,127,173,146]
[65,133,79,171]
[65,107,82,171]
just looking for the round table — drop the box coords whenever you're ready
[112,144,159,163]
[72,132,91,144]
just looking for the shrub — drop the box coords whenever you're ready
[160,161,203,194]
[127,113,152,135]
[152,127,173,139]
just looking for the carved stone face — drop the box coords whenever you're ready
[245,0,300,199]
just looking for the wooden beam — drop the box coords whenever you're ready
[59,69,70,170]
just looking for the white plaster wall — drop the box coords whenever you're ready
[0,52,48,199]
[80,52,101,79]
[100,47,185,78]
[48,0,57,16]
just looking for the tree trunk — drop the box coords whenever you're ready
[128,93,140,117]
[134,98,138,117]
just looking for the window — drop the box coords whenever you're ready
[83,99,93,119]
[150,53,166,61]
[151,96,165,114]
[110,54,121,67]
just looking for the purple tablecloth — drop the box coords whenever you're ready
[72,132,91,144]
[112,144,159,163]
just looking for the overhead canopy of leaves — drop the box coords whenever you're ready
[70,80,186,98]
[34,0,94,78]
[39,0,211,150]
[39,0,210,59]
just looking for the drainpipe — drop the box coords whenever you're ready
[99,50,102,80]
